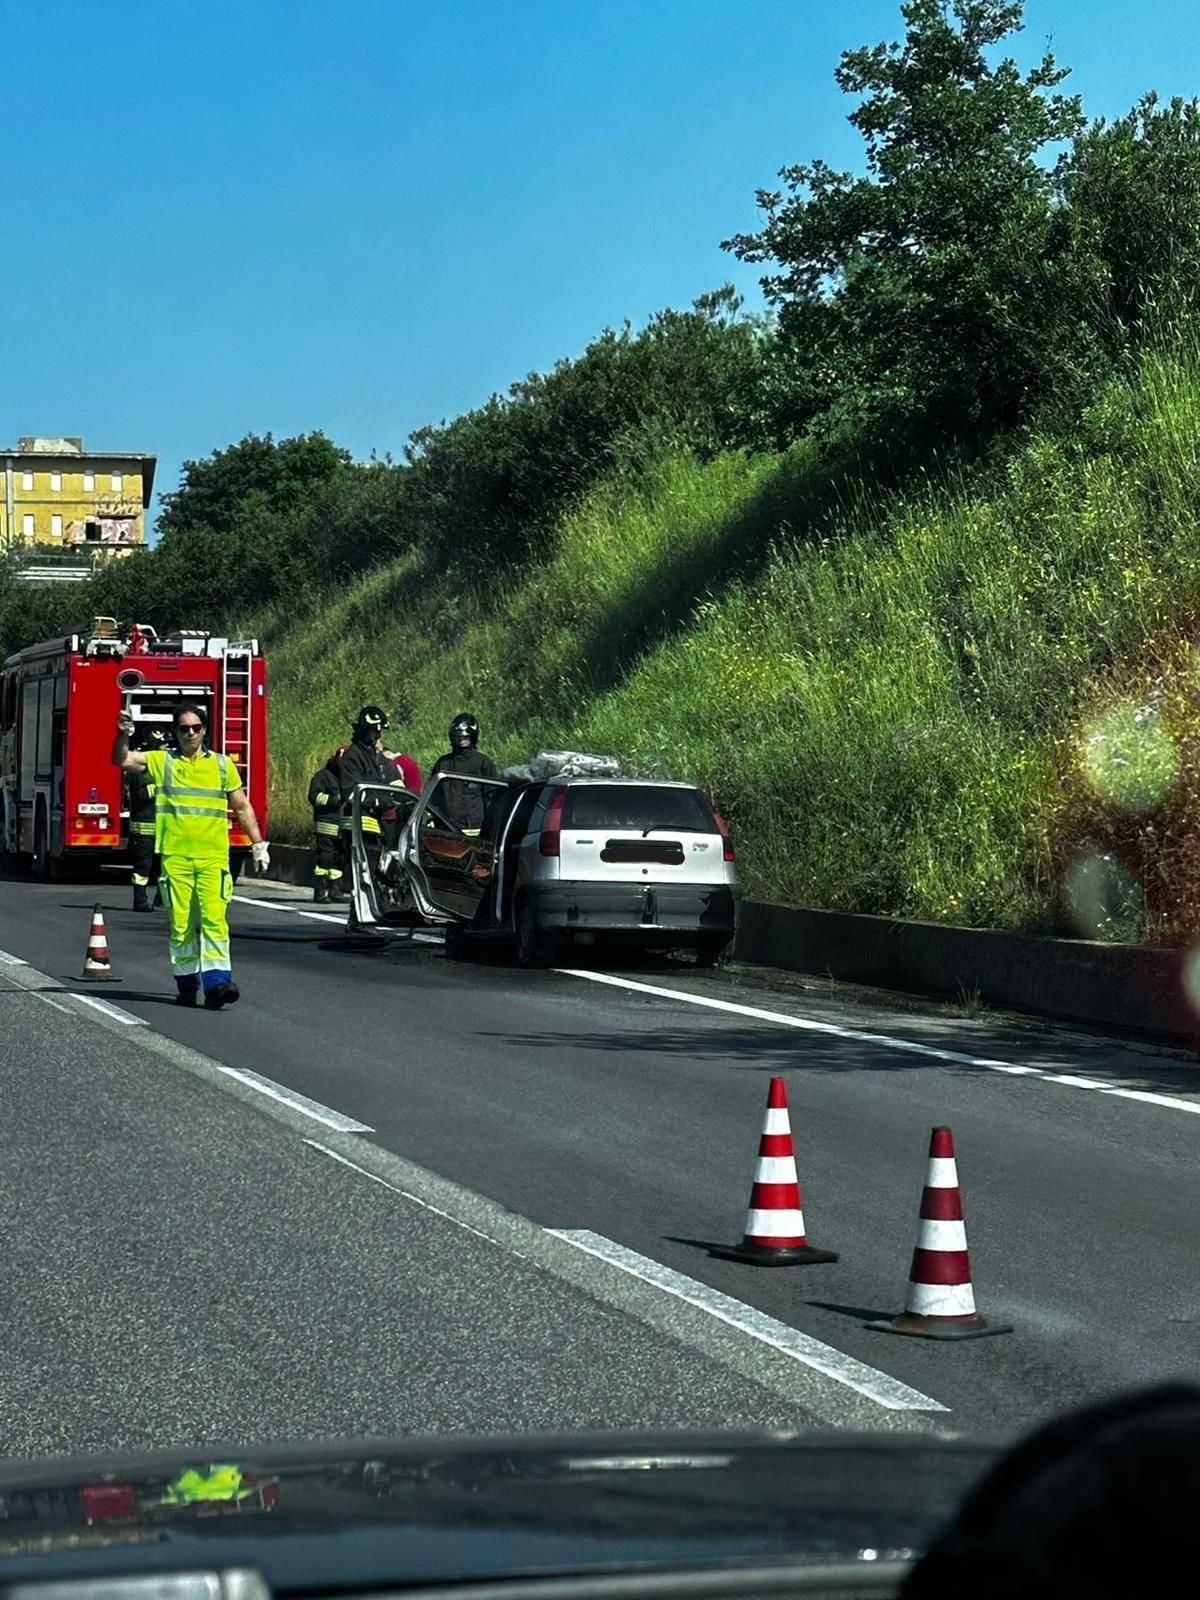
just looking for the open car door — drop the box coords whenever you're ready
[347,781,421,929]
[397,771,511,925]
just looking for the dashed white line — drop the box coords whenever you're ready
[558,969,1200,1119]
[213,1065,373,1132]
[547,1229,946,1413]
[69,992,145,1026]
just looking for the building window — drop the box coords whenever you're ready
[21,471,32,492]
[21,514,33,540]
[51,514,62,539]
[49,471,61,492]
[82,472,94,492]
[111,472,123,494]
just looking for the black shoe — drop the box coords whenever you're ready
[132,886,152,913]
[329,882,349,901]
[175,990,198,1008]
[204,981,241,1010]
[313,880,330,904]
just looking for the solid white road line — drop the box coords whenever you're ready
[233,893,346,925]
[0,947,28,965]
[69,992,146,1026]
[304,1141,501,1244]
[214,1065,374,1132]
[234,891,445,938]
[547,1229,946,1413]
[559,969,1200,1119]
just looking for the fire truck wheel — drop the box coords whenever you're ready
[230,849,248,883]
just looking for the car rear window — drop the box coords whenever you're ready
[561,784,716,832]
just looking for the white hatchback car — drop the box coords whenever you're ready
[394,771,741,967]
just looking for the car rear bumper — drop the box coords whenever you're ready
[528,880,740,937]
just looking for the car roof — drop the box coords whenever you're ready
[544,776,700,789]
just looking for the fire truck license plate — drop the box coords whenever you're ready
[77,803,110,815]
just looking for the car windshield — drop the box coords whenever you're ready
[562,785,716,833]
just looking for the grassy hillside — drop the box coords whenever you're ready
[263,344,1200,938]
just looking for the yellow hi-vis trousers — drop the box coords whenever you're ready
[159,856,234,997]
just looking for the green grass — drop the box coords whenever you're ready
[261,343,1200,935]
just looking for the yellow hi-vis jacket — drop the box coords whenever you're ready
[144,748,241,861]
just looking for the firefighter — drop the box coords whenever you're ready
[432,712,499,834]
[307,745,348,903]
[113,702,269,1009]
[331,707,395,880]
[127,726,168,913]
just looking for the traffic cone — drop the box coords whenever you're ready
[80,904,118,982]
[867,1126,1010,1340]
[710,1076,837,1266]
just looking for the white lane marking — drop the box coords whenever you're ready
[559,970,1200,1119]
[234,892,444,938]
[0,947,28,965]
[304,1141,499,1244]
[214,1066,373,1132]
[37,993,73,1015]
[70,992,145,1026]
[548,1229,946,1414]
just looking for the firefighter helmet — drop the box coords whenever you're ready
[449,712,479,749]
[353,705,388,740]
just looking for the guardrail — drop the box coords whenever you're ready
[14,565,92,584]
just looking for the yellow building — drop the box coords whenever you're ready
[1,436,156,552]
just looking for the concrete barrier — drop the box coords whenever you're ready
[733,901,1194,1043]
[259,838,1194,1042]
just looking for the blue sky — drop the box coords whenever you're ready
[3,0,1196,527]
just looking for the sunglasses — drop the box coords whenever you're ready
[177,723,204,734]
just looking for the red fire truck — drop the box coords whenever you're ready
[0,617,268,879]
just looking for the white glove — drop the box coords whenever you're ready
[117,709,135,737]
[251,841,271,874]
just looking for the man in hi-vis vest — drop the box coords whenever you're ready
[113,702,269,1009]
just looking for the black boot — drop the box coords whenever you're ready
[204,981,240,1010]
[313,878,330,904]
[132,885,152,913]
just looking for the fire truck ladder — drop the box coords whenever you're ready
[221,643,255,780]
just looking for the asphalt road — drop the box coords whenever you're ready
[2,869,1199,1457]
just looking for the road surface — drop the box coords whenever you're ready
[1,870,1197,1458]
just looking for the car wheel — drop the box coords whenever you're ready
[693,934,731,968]
[516,898,558,968]
[443,924,469,961]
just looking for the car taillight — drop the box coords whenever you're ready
[713,810,735,862]
[539,790,565,856]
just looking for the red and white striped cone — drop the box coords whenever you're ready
[868,1126,1010,1340]
[80,904,118,982]
[710,1076,837,1266]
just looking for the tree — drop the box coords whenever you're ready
[1060,93,1200,345]
[401,287,767,577]
[724,0,1097,446]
